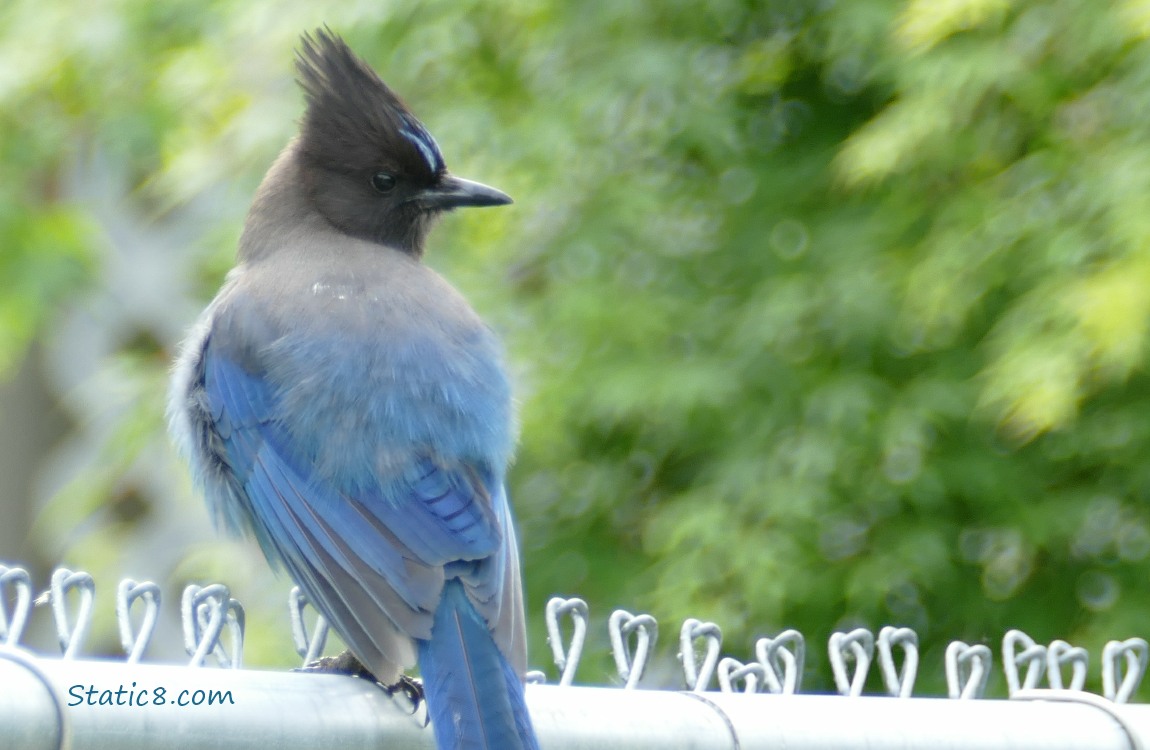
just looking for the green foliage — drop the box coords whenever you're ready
[5,0,1150,697]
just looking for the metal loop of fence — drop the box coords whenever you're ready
[215,592,245,670]
[181,584,245,669]
[945,641,991,699]
[1047,639,1089,691]
[1103,638,1150,703]
[0,564,32,647]
[115,579,160,664]
[717,656,766,694]
[289,586,329,667]
[828,628,874,697]
[877,626,918,698]
[755,629,805,694]
[679,618,722,692]
[208,587,244,670]
[12,563,1150,713]
[1003,629,1046,696]
[43,568,95,659]
[607,610,657,689]
[544,597,588,686]
[182,584,224,668]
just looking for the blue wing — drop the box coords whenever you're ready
[200,341,509,677]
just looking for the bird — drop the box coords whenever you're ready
[168,28,539,750]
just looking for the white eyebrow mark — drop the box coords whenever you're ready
[400,117,445,173]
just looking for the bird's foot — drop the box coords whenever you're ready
[295,651,423,718]
[294,649,378,682]
[384,674,425,716]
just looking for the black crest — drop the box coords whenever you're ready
[295,29,445,181]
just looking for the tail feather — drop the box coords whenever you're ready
[418,581,539,750]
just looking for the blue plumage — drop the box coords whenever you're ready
[168,29,537,749]
[420,581,539,750]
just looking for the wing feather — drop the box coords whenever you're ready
[200,341,512,677]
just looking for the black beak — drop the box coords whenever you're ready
[414,174,512,210]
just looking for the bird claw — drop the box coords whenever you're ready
[294,649,378,682]
[294,651,423,718]
[385,674,425,717]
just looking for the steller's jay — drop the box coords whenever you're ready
[168,29,538,750]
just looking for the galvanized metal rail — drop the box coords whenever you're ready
[3,563,1150,748]
[2,648,1149,750]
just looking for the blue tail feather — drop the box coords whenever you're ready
[419,581,539,750]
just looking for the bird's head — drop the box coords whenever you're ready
[294,29,511,255]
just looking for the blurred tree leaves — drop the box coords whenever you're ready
[4,0,1150,696]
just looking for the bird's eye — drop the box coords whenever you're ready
[371,172,397,193]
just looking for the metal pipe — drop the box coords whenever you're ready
[3,647,1150,749]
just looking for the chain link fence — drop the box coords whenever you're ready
[3,562,1150,748]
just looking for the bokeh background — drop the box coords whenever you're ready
[3,0,1150,697]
